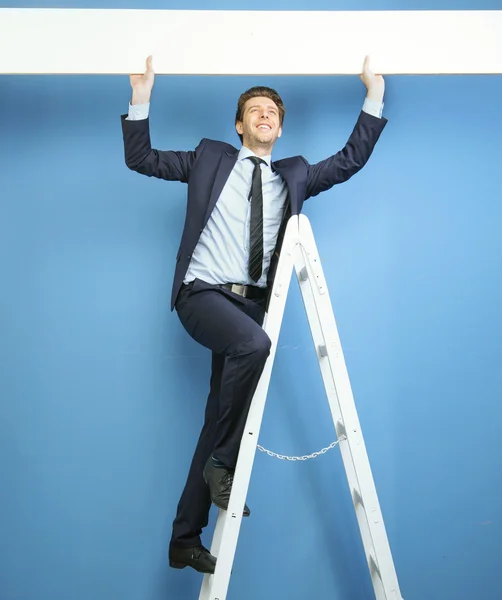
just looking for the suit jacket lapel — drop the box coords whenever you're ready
[203,151,238,227]
[271,161,299,215]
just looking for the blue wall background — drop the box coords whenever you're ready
[1,1,502,600]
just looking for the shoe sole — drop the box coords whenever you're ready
[170,560,214,575]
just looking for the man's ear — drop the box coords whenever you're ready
[236,121,243,135]
[278,126,282,139]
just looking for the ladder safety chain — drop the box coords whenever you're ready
[257,435,346,461]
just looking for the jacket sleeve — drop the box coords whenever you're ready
[305,110,387,199]
[120,114,205,183]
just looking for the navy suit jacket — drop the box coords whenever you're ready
[121,110,387,311]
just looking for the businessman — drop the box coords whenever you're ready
[121,55,387,574]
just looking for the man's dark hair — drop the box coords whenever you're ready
[235,86,286,143]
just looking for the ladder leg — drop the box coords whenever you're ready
[295,214,403,600]
[198,216,300,600]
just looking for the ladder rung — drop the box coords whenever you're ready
[353,488,364,508]
[369,554,382,579]
[335,420,346,438]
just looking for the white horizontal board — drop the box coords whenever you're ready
[0,8,501,75]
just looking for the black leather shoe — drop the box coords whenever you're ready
[169,545,216,574]
[203,457,251,517]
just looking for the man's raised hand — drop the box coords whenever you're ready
[130,55,155,105]
[360,55,385,103]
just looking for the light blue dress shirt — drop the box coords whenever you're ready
[126,98,383,287]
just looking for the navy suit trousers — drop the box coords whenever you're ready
[170,278,271,548]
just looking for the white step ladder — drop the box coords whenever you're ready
[198,214,403,600]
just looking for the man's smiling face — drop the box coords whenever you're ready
[236,96,282,151]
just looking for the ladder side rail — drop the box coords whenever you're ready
[298,214,402,599]
[294,242,385,598]
[199,216,300,600]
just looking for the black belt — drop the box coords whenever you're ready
[220,283,267,300]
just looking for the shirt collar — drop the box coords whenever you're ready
[238,145,271,167]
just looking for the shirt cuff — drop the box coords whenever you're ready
[362,97,384,119]
[126,102,150,121]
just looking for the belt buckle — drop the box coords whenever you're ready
[231,283,247,298]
